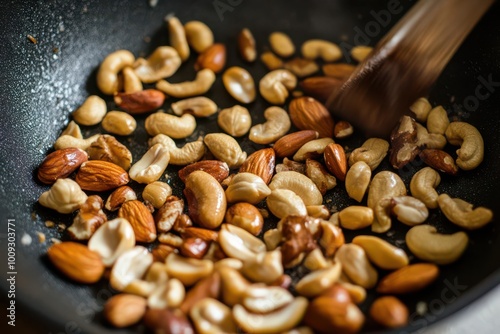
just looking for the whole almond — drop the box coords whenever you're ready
[114,89,166,114]
[87,134,133,171]
[178,160,230,183]
[239,148,276,184]
[37,147,88,184]
[419,149,459,175]
[105,185,137,211]
[299,76,342,103]
[104,294,147,328]
[195,43,226,73]
[289,96,335,138]
[118,200,157,243]
[322,63,357,80]
[273,130,319,158]
[238,28,256,62]
[370,296,409,328]
[47,241,105,284]
[324,143,348,181]
[76,160,129,191]
[377,263,439,294]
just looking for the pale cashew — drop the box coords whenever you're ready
[335,244,378,289]
[249,106,291,144]
[416,123,446,149]
[61,120,82,139]
[122,66,143,93]
[149,134,205,165]
[303,248,329,271]
[374,198,392,233]
[165,253,213,286]
[133,46,181,83]
[110,246,153,291]
[438,194,493,230]
[269,31,295,57]
[217,105,252,137]
[349,138,389,171]
[269,171,323,206]
[427,106,449,135]
[204,133,247,168]
[218,266,251,306]
[345,161,371,202]
[406,225,469,265]
[214,258,243,271]
[171,97,217,118]
[156,68,215,98]
[72,95,106,126]
[352,235,409,270]
[166,15,189,61]
[219,224,266,262]
[184,21,214,53]
[295,262,342,297]
[391,196,429,226]
[102,111,137,136]
[410,167,441,209]
[88,218,135,267]
[241,249,283,284]
[306,205,331,220]
[97,50,135,95]
[242,285,293,314]
[301,39,342,62]
[338,206,374,230]
[145,112,196,139]
[293,138,334,161]
[39,178,88,214]
[54,134,100,151]
[225,172,271,204]
[261,51,284,70]
[129,144,170,184]
[445,122,484,170]
[148,278,185,309]
[351,45,373,62]
[410,97,432,123]
[142,181,172,209]
[222,66,256,104]
[190,298,237,334]
[259,69,297,105]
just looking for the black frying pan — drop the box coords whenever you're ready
[1,0,499,333]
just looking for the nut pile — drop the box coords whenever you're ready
[36,14,494,333]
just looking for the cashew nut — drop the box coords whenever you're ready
[54,134,100,151]
[301,39,342,62]
[110,246,153,291]
[445,122,484,170]
[410,97,432,123]
[149,134,205,165]
[72,95,106,126]
[391,196,429,226]
[156,68,216,98]
[145,112,196,139]
[349,138,389,171]
[171,97,218,118]
[249,106,291,144]
[295,262,342,297]
[352,235,409,270]
[184,21,214,53]
[148,278,185,309]
[204,133,247,168]
[269,31,295,58]
[416,123,447,149]
[142,181,172,209]
[222,66,256,104]
[241,249,284,284]
[165,253,213,286]
[218,266,251,306]
[61,120,82,139]
[217,105,252,137]
[267,189,307,219]
[225,172,271,204]
[242,285,294,314]
[97,50,135,95]
[133,46,181,83]
[338,206,374,230]
[88,218,135,266]
[102,111,137,136]
[427,106,449,135]
[166,15,189,61]
[122,66,143,93]
[39,178,88,214]
[129,144,170,184]
[410,167,441,209]
[345,161,372,202]
[219,224,266,262]
[269,171,323,206]
[293,138,335,161]
[438,194,493,230]
[335,244,378,289]
[259,69,297,105]
[190,298,237,334]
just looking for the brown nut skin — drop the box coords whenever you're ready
[178,160,230,183]
[118,200,157,243]
[225,202,264,236]
[289,96,335,138]
[104,294,147,328]
[114,89,166,114]
[238,28,256,62]
[280,215,317,264]
[273,130,319,158]
[419,149,459,175]
[324,143,348,182]
[38,148,88,184]
[239,148,276,185]
[377,263,440,294]
[299,76,342,103]
[144,308,194,334]
[76,160,129,192]
[151,244,175,262]
[370,296,409,329]
[181,227,219,242]
[87,135,133,171]
[180,272,221,314]
[179,237,210,259]
[195,43,226,73]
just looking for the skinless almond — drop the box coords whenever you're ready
[178,160,230,183]
[299,76,342,103]
[37,148,88,184]
[118,200,157,243]
[114,89,166,114]
[76,160,129,192]
[195,43,226,73]
[377,263,440,294]
[105,185,137,211]
[370,296,409,329]
[419,149,459,175]
[238,148,276,184]
[334,121,354,139]
[273,130,319,158]
[322,63,357,80]
[324,143,348,182]
[47,241,105,284]
[289,96,335,138]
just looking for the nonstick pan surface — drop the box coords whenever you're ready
[1,0,499,333]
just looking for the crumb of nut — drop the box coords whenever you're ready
[38,232,46,243]
[292,91,304,98]
[258,208,269,219]
[144,36,151,43]
[50,237,61,244]
[53,47,59,54]
[27,34,37,44]
[416,301,427,315]
[21,233,32,246]
[148,0,158,7]
[31,212,37,220]
[45,220,55,228]
[57,223,67,232]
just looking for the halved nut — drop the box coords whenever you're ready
[217,105,252,137]
[218,266,251,306]
[241,249,283,284]
[218,224,266,262]
[190,298,237,334]
[338,206,374,230]
[242,285,294,314]
[391,196,429,226]
[266,189,307,219]
[345,161,371,202]
[165,253,213,287]
[110,246,153,291]
[225,172,271,204]
[88,218,135,267]
[293,138,335,162]
[147,278,185,309]
[295,262,342,297]
[222,66,256,104]
[129,144,170,184]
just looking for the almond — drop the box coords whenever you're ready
[76,160,129,192]
[299,76,342,103]
[289,96,335,138]
[87,134,133,171]
[333,121,354,139]
[273,130,319,158]
[377,263,439,294]
[104,294,147,328]
[239,148,276,184]
[195,43,226,73]
[237,28,256,62]
[178,160,230,183]
[181,227,219,242]
[369,296,409,329]
[118,200,157,243]
[324,143,348,182]
[151,244,175,262]
[419,149,459,175]
[114,89,166,114]
[105,185,137,211]
[37,147,88,184]
[47,241,105,284]
[179,237,210,259]
[322,63,357,80]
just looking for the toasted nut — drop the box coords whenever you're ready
[351,45,373,62]
[370,296,409,329]
[180,237,209,259]
[68,195,107,240]
[269,31,295,57]
[345,161,371,202]
[293,137,334,161]
[303,248,329,271]
[289,97,335,138]
[148,278,185,309]
[259,69,297,105]
[204,133,247,168]
[238,28,257,62]
[324,143,348,182]
[195,43,226,73]
[335,244,378,289]
[47,241,104,284]
[322,63,356,80]
[410,97,432,123]
[284,58,319,78]
[409,167,441,209]
[105,186,137,211]
[181,227,219,242]
[427,105,449,135]
[349,138,389,171]
[171,96,217,117]
[114,89,165,114]
[338,206,374,230]
[301,39,342,62]
[104,294,147,328]
[319,221,345,257]
[129,144,170,184]
[219,224,266,262]
[241,249,283,284]
[184,20,213,53]
[225,202,263,236]
[150,134,205,165]
[143,181,172,209]
[279,216,318,264]
[391,196,428,226]
[299,76,342,103]
[165,253,213,286]
[419,149,458,175]
[133,46,181,83]
[87,134,133,171]
[242,285,293,313]
[249,106,291,144]
[88,218,135,266]
[72,95,106,126]
[122,66,142,93]
[167,15,189,61]
[190,298,236,334]
[97,50,135,95]
[144,308,194,334]
[438,194,493,230]
[352,235,409,270]
[37,147,88,184]
[118,200,157,243]
[233,297,308,334]
[54,134,100,151]
[178,160,229,183]
[334,121,354,139]
[262,229,281,251]
[180,272,221,314]
[151,244,175,263]
[102,111,137,136]
[158,232,183,248]
[214,258,243,271]
[156,68,216,98]
[261,51,284,70]
[222,66,256,104]
[110,246,153,291]
[274,130,319,158]
[377,263,439,294]
[445,121,484,170]
[61,120,82,139]
[217,105,252,137]
[39,178,88,214]
[305,159,337,195]
[296,262,342,297]
[389,116,420,169]
[338,281,367,305]
[218,266,251,306]
[269,171,323,206]
[155,196,184,233]
[416,123,447,149]
[184,170,227,229]
[239,148,276,184]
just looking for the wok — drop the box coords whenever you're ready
[0,0,499,333]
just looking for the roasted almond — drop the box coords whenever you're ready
[37,147,88,184]
[377,263,439,294]
[195,43,226,73]
[237,28,256,62]
[419,149,459,175]
[273,130,319,158]
[334,120,354,139]
[322,63,357,80]
[289,96,335,138]
[299,76,342,103]
[238,148,276,184]
[118,200,157,243]
[178,160,230,183]
[87,134,133,171]
[104,294,147,328]
[181,227,219,242]
[151,244,175,262]
[47,241,105,284]
[114,89,166,114]
[179,237,210,259]
[76,160,129,191]
[369,296,409,329]
[105,185,137,211]
[324,143,348,182]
